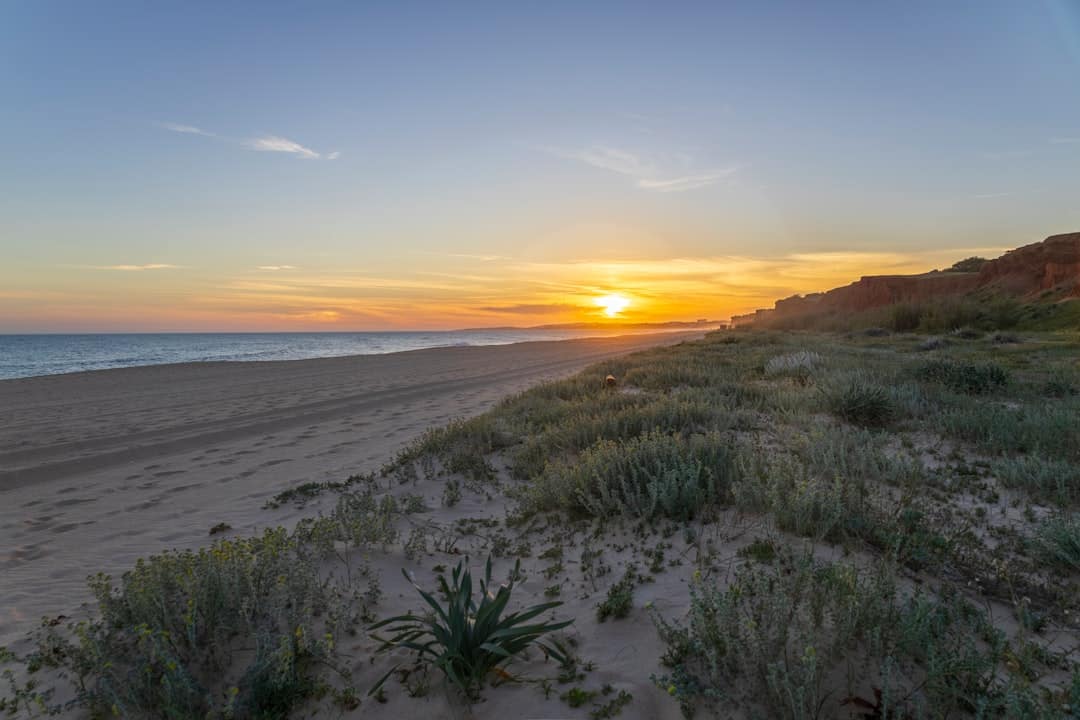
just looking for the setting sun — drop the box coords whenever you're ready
[595,293,631,318]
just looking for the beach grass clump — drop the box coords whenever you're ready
[938,398,1079,461]
[263,471,375,509]
[596,567,638,622]
[532,430,735,520]
[369,557,571,700]
[763,350,823,382]
[652,549,1067,718]
[650,548,897,718]
[992,455,1080,507]
[821,372,895,427]
[328,488,400,555]
[915,359,1009,394]
[385,415,512,483]
[43,527,359,719]
[733,453,872,543]
[1033,514,1080,571]
[797,426,924,489]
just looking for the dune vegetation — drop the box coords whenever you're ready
[4,326,1080,719]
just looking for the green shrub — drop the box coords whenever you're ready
[946,256,988,273]
[992,456,1080,507]
[537,430,735,520]
[597,567,637,622]
[915,359,1009,394]
[939,400,1079,461]
[762,351,823,381]
[369,557,571,700]
[650,549,897,719]
[1033,514,1080,571]
[821,373,895,427]
[651,550,1065,718]
[891,304,923,332]
[46,528,360,719]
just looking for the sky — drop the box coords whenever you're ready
[2,0,1079,332]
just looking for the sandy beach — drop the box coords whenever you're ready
[0,331,699,647]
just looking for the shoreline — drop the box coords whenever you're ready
[0,328,706,382]
[0,330,702,646]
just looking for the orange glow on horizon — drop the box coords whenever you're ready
[0,245,1005,333]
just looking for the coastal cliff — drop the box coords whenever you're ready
[732,233,1080,328]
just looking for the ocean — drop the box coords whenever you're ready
[0,330,633,380]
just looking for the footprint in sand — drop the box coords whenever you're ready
[166,482,206,494]
[52,497,95,508]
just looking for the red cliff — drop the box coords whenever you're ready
[733,233,1080,326]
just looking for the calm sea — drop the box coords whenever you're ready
[0,330,630,380]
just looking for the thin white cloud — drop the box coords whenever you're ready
[1050,136,1080,144]
[93,264,180,271]
[637,169,738,192]
[571,146,650,177]
[256,265,297,271]
[247,135,323,159]
[545,144,737,192]
[157,123,338,160]
[159,122,214,137]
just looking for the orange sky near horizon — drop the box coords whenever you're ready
[0,245,1011,333]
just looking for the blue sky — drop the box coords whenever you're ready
[1,1,1079,331]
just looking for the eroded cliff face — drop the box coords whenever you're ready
[733,233,1080,325]
[976,233,1080,296]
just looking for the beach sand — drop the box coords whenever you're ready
[0,331,700,648]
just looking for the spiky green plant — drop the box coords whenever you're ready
[369,557,572,699]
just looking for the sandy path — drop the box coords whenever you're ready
[0,332,699,646]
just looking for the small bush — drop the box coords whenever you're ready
[991,332,1021,344]
[939,400,1078,461]
[916,336,949,352]
[45,528,360,719]
[540,430,735,520]
[597,567,637,622]
[946,256,987,273]
[650,549,896,718]
[915,359,1009,394]
[1033,514,1080,571]
[992,456,1080,507]
[952,326,983,340]
[821,373,895,427]
[891,304,923,332]
[763,351,823,381]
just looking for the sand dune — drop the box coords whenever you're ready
[0,332,699,647]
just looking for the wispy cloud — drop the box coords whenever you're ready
[158,122,339,160]
[247,135,322,159]
[545,144,737,192]
[256,265,297,271]
[93,263,180,271]
[637,170,738,193]
[159,122,214,137]
[1050,136,1080,144]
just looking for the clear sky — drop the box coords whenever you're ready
[2,1,1079,332]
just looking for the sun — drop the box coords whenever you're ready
[595,293,631,318]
